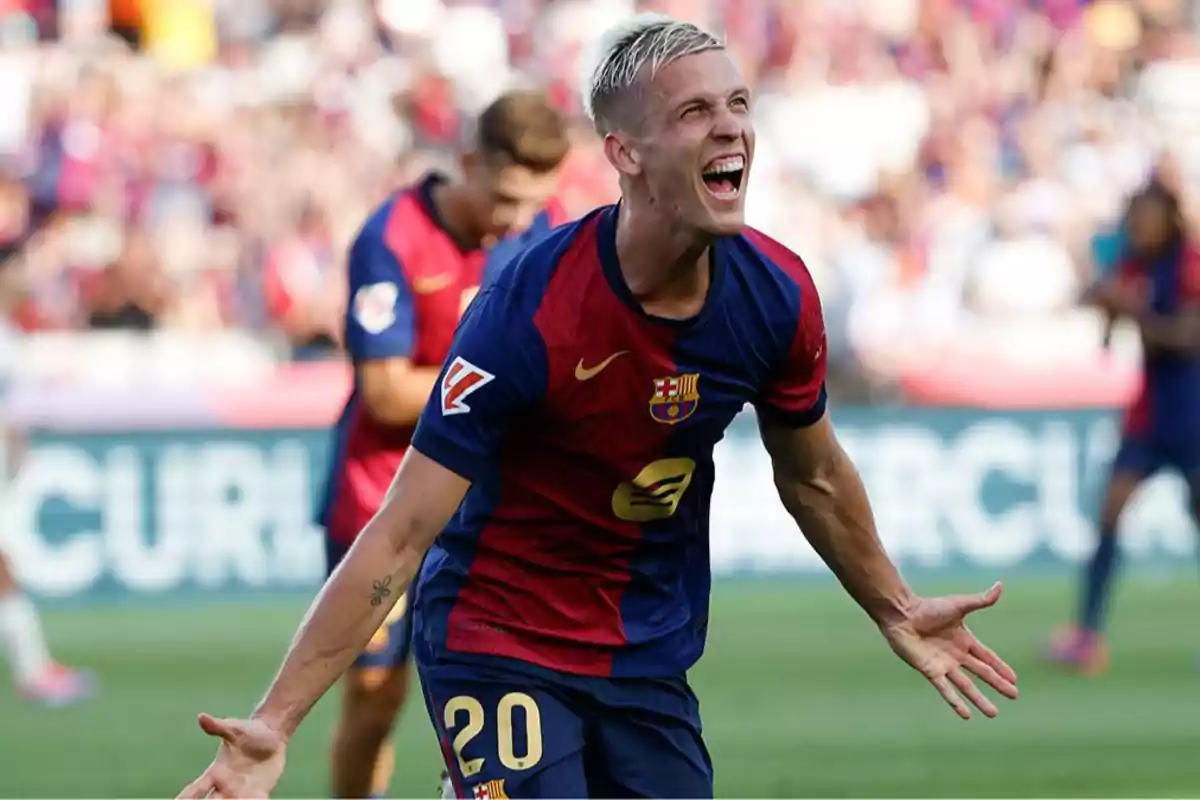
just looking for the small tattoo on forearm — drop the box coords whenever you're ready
[370,576,393,607]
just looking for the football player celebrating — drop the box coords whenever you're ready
[179,16,1016,800]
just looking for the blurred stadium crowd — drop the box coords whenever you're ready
[1,0,1198,398]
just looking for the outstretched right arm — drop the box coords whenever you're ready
[256,284,543,736]
[177,448,469,800]
[178,283,546,798]
[251,447,467,737]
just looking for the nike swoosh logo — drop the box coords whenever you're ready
[575,350,628,381]
[412,273,454,294]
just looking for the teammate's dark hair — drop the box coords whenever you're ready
[475,91,570,174]
[1124,178,1183,256]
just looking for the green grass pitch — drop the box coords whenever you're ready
[2,576,1196,798]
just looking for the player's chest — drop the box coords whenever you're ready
[1148,263,1184,313]
[407,251,487,363]
[539,321,772,454]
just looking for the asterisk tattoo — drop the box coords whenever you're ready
[370,576,393,607]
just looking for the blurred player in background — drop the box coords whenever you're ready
[0,279,95,707]
[0,438,95,706]
[1047,178,1200,675]
[178,15,1016,800]
[0,553,96,706]
[314,90,569,799]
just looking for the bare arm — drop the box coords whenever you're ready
[358,359,441,426]
[1134,305,1200,353]
[759,413,915,628]
[1080,282,1118,348]
[250,447,467,737]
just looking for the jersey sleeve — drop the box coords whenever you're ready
[344,226,416,361]
[410,285,548,482]
[754,273,828,428]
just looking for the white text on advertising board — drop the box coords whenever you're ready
[3,412,1196,599]
[4,440,324,597]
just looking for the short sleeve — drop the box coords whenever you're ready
[344,227,416,361]
[410,286,547,482]
[754,276,828,428]
[1182,244,1200,303]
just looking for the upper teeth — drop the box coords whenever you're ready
[706,156,744,174]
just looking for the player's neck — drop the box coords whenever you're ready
[430,182,485,252]
[614,201,712,317]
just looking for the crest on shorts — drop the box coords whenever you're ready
[472,779,508,800]
[649,373,700,424]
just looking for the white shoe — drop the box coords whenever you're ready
[438,770,455,799]
[18,662,97,707]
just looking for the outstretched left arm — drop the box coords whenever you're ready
[758,413,915,628]
[759,412,1018,719]
[752,254,1016,718]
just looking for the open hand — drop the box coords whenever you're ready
[177,713,288,799]
[880,582,1019,720]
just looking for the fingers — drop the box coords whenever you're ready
[930,674,972,720]
[932,669,1001,720]
[177,769,263,800]
[949,668,998,718]
[969,639,1018,686]
[176,774,214,800]
[964,653,1019,700]
[198,713,240,744]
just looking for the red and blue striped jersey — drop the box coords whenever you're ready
[1119,241,1200,441]
[410,205,827,678]
[317,174,562,545]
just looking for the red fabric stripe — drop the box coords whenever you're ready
[1181,244,1200,302]
[444,215,679,676]
[1123,374,1151,436]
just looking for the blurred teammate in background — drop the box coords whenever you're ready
[0,279,95,707]
[0,554,96,706]
[313,89,569,799]
[1047,178,1200,675]
[178,15,1016,800]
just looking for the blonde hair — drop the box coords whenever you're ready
[580,13,723,134]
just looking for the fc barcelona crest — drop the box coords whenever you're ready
[473,779,508,799]
[649,374,700,424]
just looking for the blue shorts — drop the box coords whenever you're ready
[325,537,413,671]
[1112,435,1200,483]
[418,653,713,799]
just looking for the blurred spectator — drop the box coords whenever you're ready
[0,0,1198,399]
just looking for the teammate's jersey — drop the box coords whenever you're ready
[316,173,561,544]
[476,204,566,291]
[410,205,827,679]
[1119,241,1200,441]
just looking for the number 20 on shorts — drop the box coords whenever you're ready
[444,693,543,777]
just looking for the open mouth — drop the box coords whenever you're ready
[701,155,745,201]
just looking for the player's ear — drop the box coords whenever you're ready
[602,132,641,178]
